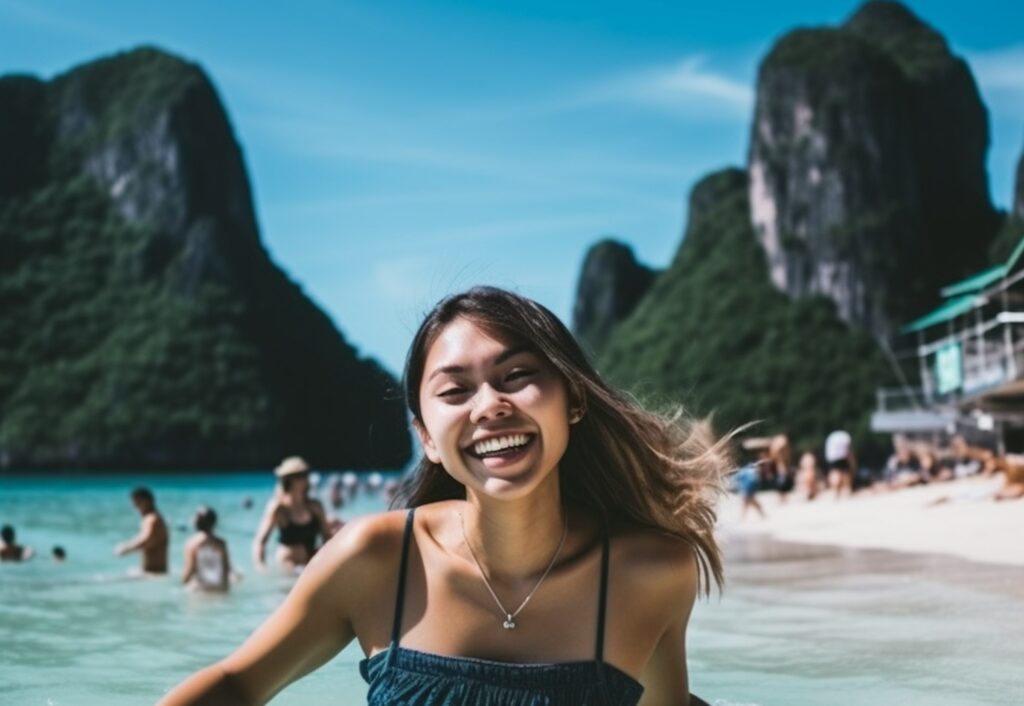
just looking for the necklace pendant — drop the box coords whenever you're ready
[502,614,516,630]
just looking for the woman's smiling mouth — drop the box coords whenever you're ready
[465,433,536,460]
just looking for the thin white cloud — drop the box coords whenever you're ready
[967,44,1024,118]
[968,44,1024,91]
[0,0,113,45]
[371,255,439,304]
[573,55,754,119]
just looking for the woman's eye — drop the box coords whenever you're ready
[438,387,466,398]
[507,369,533,382]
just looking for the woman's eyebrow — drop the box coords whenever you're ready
[426,345,532,382]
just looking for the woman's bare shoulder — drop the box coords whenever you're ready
[611,526,700,605]
[309,510,409,582]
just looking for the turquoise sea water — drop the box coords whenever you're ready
[2,474,1022,706]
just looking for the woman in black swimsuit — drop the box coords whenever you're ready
[252,456,333,571]
[163,287,730,705]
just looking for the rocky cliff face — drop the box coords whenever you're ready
[748,1,999,338]
[990,138,1024,262]
[595,169,891,451]
[571,239,656,356]
[45,48,262,291]
[0,47,411,470]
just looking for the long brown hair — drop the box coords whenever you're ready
[394,286,732,594]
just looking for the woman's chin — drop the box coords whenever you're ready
[473,462,560,501]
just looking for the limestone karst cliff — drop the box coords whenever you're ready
[748,1,999,339]
[0,47,411,470]
[571,239,656,357]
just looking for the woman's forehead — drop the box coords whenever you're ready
[424,318,531,370]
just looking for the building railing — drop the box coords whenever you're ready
[875,387,930,412]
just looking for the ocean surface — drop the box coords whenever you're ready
[1,473,1022,706]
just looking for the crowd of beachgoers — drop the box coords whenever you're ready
[732,430,1024,520]
[0,456,399,590]
[4,437,1021,572]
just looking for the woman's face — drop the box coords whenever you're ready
[283,473,310,494]
[415,316,574,500]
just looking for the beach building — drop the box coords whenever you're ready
[872,236,1024,451]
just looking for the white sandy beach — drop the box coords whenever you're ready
[717,475,1024,567]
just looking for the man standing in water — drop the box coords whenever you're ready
[114,487,169,574]
[0,525,34,561]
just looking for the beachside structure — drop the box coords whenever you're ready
[872,237,1024,450]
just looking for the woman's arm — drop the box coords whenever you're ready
[636,540,699,706]
[637,616,690,706]
[310,500,334,542]
[221,540,233,589]
[251,502,279,570]
[159,517,386,705]
[181,539,197,585]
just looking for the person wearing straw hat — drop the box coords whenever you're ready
[252,456,333,571]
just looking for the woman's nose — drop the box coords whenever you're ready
[470,383,512,424]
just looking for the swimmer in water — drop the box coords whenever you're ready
[114,487,169,574]
[0,525,34,562]
[182,506,232,592]
[253,457,333,572]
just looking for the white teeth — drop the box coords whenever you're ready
[473,434,530,456]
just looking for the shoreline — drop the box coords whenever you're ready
[717,475,1024,567]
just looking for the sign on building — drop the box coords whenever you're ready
[935,342,963,394]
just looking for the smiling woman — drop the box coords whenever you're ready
[158,286,730,706]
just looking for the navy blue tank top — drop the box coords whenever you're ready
[359,508,652,706]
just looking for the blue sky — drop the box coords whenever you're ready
[2,0,1022,375]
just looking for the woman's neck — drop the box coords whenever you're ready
[461,472,567,580]
[284,490,307,506]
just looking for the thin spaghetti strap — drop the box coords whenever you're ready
[389,508,416,649]
[595,530,610,663]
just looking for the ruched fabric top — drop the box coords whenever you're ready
[359,508,645,706]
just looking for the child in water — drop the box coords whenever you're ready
[181,506,233,592]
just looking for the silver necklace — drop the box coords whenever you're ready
[459,510,568,630]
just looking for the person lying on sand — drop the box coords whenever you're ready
[927,439,1024,505]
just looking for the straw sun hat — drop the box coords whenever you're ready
[274,456,311,478]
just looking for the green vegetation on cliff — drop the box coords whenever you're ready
[0,47,411,470]
[597,170,893,454]
[0,178,273,465]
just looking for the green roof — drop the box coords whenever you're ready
[940,265,1006,297]
[939,236,1024,297]
[903,236,1024,333]
[1005,234,1024,272]
[901,294,978,334]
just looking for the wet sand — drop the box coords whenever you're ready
[689,532,1024,706]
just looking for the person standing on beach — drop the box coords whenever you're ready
[182,506,232,592]
[824,430,856,500]
[795,451,821,500]
[0,525,34,561]
[114,487,169,574]
[768,434,794,503]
